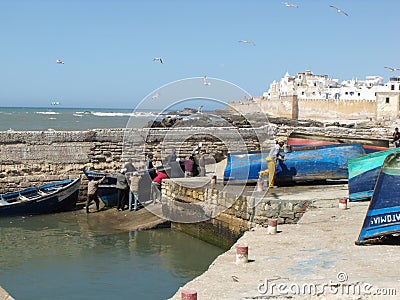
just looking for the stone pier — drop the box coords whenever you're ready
[160,177,349,249]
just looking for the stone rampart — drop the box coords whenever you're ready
[230,97,381,121]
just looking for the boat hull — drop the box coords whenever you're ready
[348,149,399,201]
[0,177,81,216]
[357,152,400,244]
[223,144,365,184]
[288,132,389,154]
[83,170,153,207]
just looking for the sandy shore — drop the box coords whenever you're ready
[170,198,400,299]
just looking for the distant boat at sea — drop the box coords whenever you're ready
[0,177,81,216]
[51,101,60,105]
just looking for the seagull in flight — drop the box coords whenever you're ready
[56,59,64,64]
[329,5,348,16]
[238,40,255,46]
[282,2,298,8]
[203,76,211,86]
[153,57,163,64]
[384,66,400,72]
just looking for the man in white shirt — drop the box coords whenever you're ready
[262,139,285,188]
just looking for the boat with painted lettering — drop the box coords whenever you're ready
[223,143,365,185]
[356,151,400,244]
[0,177,81,216]
[348,148,399,202]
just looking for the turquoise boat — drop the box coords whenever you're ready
[348,148,399,202]
[356,151,400,244]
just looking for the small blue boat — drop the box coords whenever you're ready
[356,151,400,244]
[83,169,155,207]
[348,148,399,202]
[0,177,81,216]
[223,143,365,184]
[83,170,119,207]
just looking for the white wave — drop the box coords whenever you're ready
[73,113,83,117]
[48,117,57,120]
[91,111,157,117]
[36,111,60,115]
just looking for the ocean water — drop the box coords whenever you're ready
[0,107,160,131]
[0,211,224,300]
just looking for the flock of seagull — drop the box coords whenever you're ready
[149,3,350,67]
[55,2,398,96]
[282,2,349,16]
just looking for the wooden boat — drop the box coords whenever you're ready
[223,143,365,185]
[83,170,119,207]
[83,169,153,207]
[0,177,81,216]
[348,148,399,202]
[356,151,400,244]
[288,132,389,153]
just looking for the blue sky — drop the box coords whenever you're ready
[1,0,399,109]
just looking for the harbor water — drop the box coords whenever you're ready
[0,211,224,300]
[0,107,161,131]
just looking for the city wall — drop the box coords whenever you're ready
[231,97,380,121]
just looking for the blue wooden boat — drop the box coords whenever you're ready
[83,169,155,207]
[223,143,365,185]
[356,151,400,244]
[83,169,119,207]
[348,148,399,202]
[0,177,81,216]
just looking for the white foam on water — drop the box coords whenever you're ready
[36,111,60,115]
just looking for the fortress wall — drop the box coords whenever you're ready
[230,97,378,120]
[298,99,376,120]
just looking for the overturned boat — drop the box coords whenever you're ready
[223,143,365,185]
[288,132,389,153]
[356,151,400,245]
[348,148,399,202]
[0,177,81,216]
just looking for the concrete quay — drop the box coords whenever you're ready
[170,184,400,299]
[0,286,13,300]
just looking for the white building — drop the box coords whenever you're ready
[263,70,394,101]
